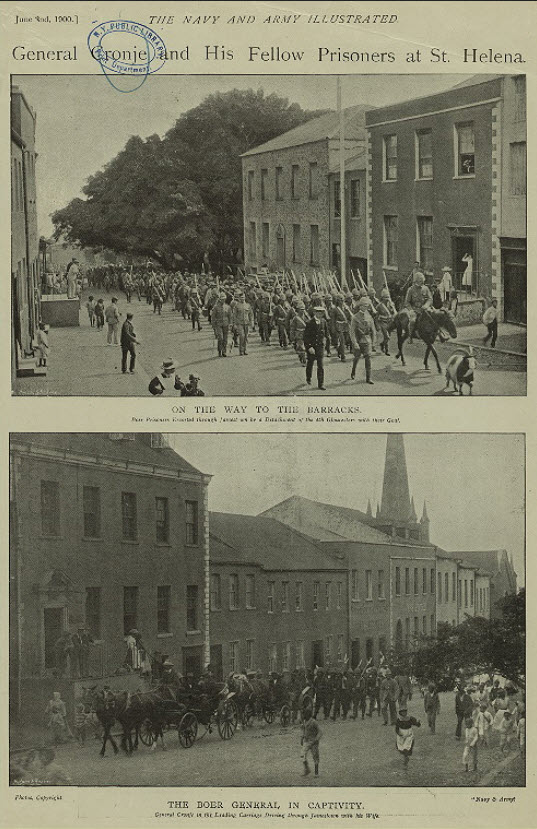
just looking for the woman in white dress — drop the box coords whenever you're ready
[461,253,473,294]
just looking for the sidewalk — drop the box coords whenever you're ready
[456,321,526,355]
[13,312,150,396]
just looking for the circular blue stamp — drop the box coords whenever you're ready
[88,20,167,92]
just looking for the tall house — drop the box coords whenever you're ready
[11,85,40,379]
[328,151,368,281]
[365,75,526,323]
[9,434,211,719]
[241,105,370,278]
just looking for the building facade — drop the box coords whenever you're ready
[11,85,40,379]
[241,106,370,279]
[365,75,526,321]
[9,433,211,718]
[328,154,368,281]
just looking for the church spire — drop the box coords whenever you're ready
[366,499,373,518]
[379,434,413,523]
[421,500,429,522]
[409,496,417,522]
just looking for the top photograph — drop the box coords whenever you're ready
[11,73,526,397]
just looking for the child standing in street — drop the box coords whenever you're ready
[36,323,49,367]
[462,716,479,772]
[395,706,421,767]
[499,710,516,754]
[423,682,440,734]
[95,298,105,331]
[86,295,96,327]
[476,703,493,747]
[301,708,321,777]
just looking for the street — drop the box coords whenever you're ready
[21,692,524,787]
[15,291,526,397]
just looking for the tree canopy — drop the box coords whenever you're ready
[52,89,327,269]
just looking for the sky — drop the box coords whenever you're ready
[168,433,525,583]
[12,73,472,237]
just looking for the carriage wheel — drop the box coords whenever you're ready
[218,700,238,740]
[139,719,154,746]
[264,706,275,725]
[280,704,291,728]
[242,703,255,728]
[178,712,198,748]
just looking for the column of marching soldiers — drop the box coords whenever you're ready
[84,261,436,389]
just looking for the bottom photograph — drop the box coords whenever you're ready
[9,432,525,788]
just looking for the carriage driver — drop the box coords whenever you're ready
[404,271,433,342]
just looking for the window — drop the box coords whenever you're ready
[85,587,101,639]
[268,642,277,673]
[275,166,283,200]
[313,581,319,611]
[351,570,358,600]
[325,582,331,611]
[83,486,100,538]
[366,570,373,601]
[456,122,475,176]
[185,500,199,545]
[417,217,433,274]
[452,572,456,602]
[248,221,256,259]
[430,568,435,594]
[445,573,449,603]
[422,568,427,594]
[210,574,221,610]
[247,170,254,200]
[309,162,319,198]
[464,579,468,608]
[291,164,300,199]
[296,640,305,669]
[416,129,433,178]
[470,579,474,606]
[295,581,304,612]
[262,223,270,258]
[514,76,526,122]
[383,215,398,267]
[261,168,268,200]
[422,615,427,635]
[41,480,60,536]
[229,574,239,610]
[150,434,167,448]
[384,135,397,180]
[325,635,332,663]
[438,572,442,603]
[431,614,435,635]
[337,634,344,662]
[246,574,256,609]
[414,616,419,638]
[123,586,138,635]
[157,585,171,634]
[282,581,290,612]
[245,639,255,671]
[379,636,386,658]
[404,618,410,649]
[458,579,462,607]
[282,641,291,671]
[350,179,361,217]
[510,142,526,195]
[373,569,383,600]
[310,225,319,265]
[121,492,137,541]
[334,180,341,217]
[292,224,301,263]
[229,641,238,673]
[414,568,419,595]
[405,567,410,595]
[155,496,169,543]
[366,638,374,661]
[337,582,343,609]
[395,567,401,597]
[268,581,275,613]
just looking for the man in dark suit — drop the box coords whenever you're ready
[120,312,139,374]
[304,305,329,390]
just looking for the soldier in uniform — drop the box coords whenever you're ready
[404,271,433,341]
[304,305,329,390]
[333,295,349,362]
[211,291,232,357]
[290,301,308,366]
[272,295,289,348]
[231,290,254,356]
[258,291,272,343]
[350,297,375,384]
[376,288,397,355]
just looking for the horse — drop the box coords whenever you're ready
[84,687,153,757]
[389,308,457,372]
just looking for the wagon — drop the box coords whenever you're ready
[177,692,239,748]
[138,697,187,746]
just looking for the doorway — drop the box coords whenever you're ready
[44,607,64,670]
[210,644,223,681]
[351,639,360,670]
[276,225,286,268]
[312,640,323,669]
[452,235,476,294]
[503,259,527,324]
[182,646,203,679]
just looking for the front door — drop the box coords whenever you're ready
[312,640,323,669]
[350,257,367,285]
[182,646,203,680]
[504,261,527,324]
[452,235,476,293]
[210,644,223,681]
[44,607,63,670]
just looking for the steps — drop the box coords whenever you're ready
[16,356,47,377]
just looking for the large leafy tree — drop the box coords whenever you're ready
[52,89,326,270]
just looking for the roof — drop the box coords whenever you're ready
[10,433,204,477]
[441,549,506,573]
[451,74,505,89]
[209,511,344,572]
[241,104,372,157]
[260,495,395,544]
[329,147,367,174]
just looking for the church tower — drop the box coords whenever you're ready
[376,434,422,541]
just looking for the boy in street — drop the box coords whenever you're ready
[301,708,321,777]
[423,682,441,734]
[482,299,498,348]
[462,716,479,772]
